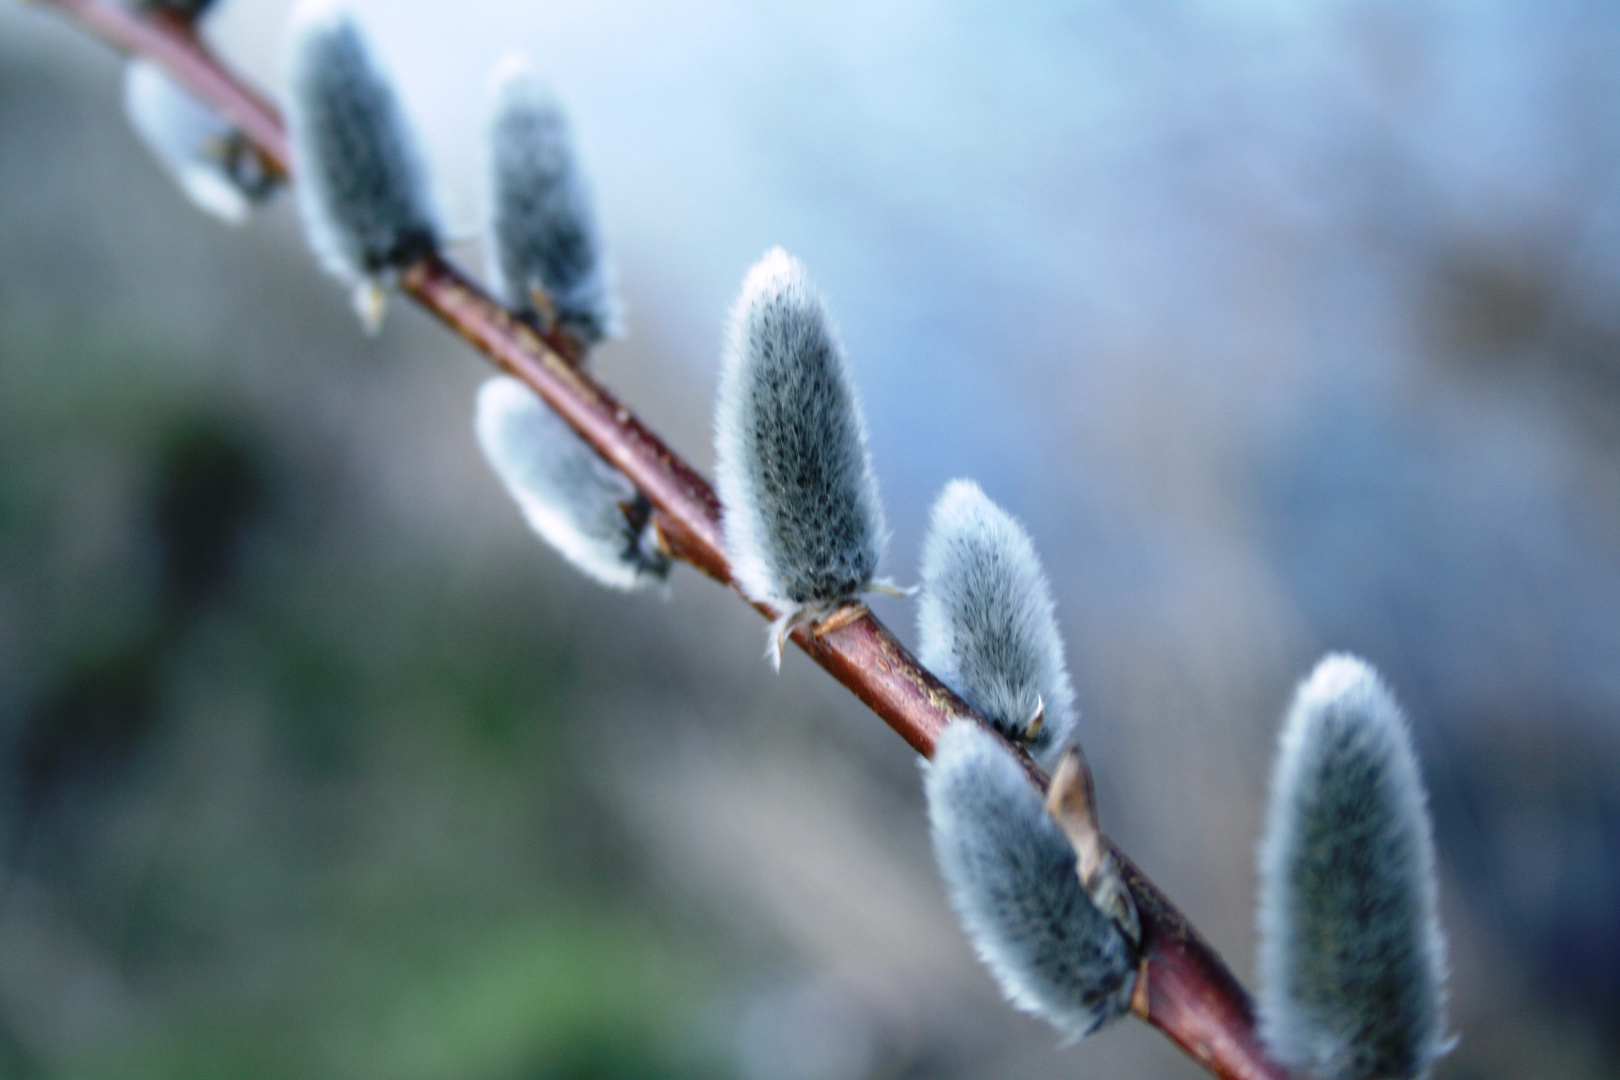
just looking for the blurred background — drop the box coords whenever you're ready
[2,0,1618,1076]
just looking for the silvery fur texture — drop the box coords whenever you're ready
[485,57,620,348]
[475,377,670,592]
[714,248,886,626]
[927,722,1136,1041]
[123,59,275,226]
[917,479,1077,769]
[1258,654,1452,1080]
[285,1,437,313]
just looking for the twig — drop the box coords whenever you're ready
[33,0,289,175]
[24,4,1300,1077]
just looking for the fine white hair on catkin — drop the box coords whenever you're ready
[917,479,1077,770]
[285,0,438,330]
[475,377,670,592]
[1257,654,1452,1080]
[714,248,886,661]
[485,56,620,349]
[123,60,276,226]
[926,722,1136,1041]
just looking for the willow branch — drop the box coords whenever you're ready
[26,4,1300,1078]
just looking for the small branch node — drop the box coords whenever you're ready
[1047,743,1142,946]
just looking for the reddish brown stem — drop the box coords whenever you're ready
[402,255,976,759]
[1119,853,1295,1080]
[34,0,290,174]
[27,4,1304,1079]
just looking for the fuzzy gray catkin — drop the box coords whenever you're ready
[926,722,1136,1040]
[917,479,1077,770]
[475,377,670,592]
[714,248,888,666]
[285,0,438,333]
[1257,654,1452,1080]
[485,56,620,349]
[123,59,276,226]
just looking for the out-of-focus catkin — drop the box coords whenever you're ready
[123,59,276,225]
[485,56,620,350]
[1257,654,1452,1080]
[475,377,669,592]
[285,0,438,332]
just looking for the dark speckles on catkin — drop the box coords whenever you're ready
[714,248,889,668]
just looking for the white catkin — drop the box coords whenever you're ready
[714,248,886,661]
[1257,654,1453,1080]
[926,722,1136,1041]
[123,59,274,226]
[485,56,620,348]
[285,0,438,331]
[475,377,669,592]
[917,479,1077,770]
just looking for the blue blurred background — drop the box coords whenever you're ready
[1,1,1618,1076]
